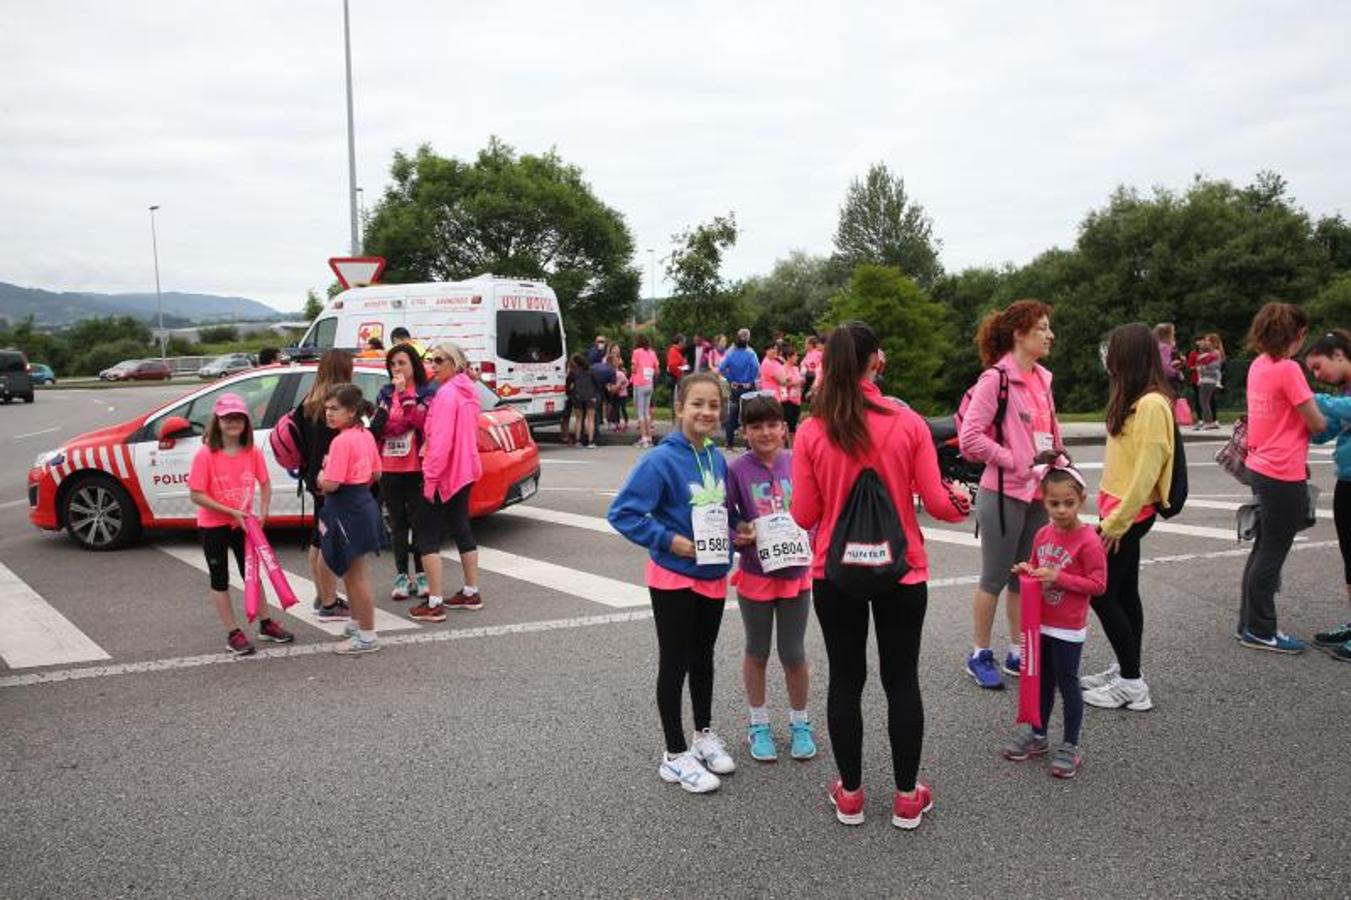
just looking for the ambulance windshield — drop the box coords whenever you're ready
[497,311,563,363]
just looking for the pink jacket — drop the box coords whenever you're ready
[378,386,430,474]
[422,373,484,502]
[958,354,1063,503]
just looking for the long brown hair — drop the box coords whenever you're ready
[1247,301,1309,359]
[204,413,253,450]
[303,350,354,421]
[975,299,1053,366]
[816,321,889,456]
[1204,332,1226,358]
[1104,323,1174,436]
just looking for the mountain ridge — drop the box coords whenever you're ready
[0,281,287,327]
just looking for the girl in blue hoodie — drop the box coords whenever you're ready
[1307,329,1351,662]
[608,372,735,794]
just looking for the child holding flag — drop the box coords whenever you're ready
[1001,465,1105,778]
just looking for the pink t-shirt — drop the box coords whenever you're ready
[785,364,803,404]
[1246,354,1315,481]
[760,357,787,401]
[801,349,823,376]
[630,348,659,388]
[188,444,269,529]
[322,426,382,486]
[1097,491,1154,525]
[645,559,727,600]
[1028,522,1108,640]
[731,568,812,601]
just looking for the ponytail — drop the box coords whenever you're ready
[974,299,1053,367]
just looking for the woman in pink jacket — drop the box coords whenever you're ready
[957,300,1063,690]
[410,342,485,621]
[792,322,971,830]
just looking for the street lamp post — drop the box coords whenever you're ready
[343,0,360,255]
[149,205,164,360]
[356,186,365,247]
[647,248,656,319]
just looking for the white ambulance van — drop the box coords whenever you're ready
[296,274,567,425]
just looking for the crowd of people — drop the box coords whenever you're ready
[181,297,1349,826]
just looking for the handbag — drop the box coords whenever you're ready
[1214,415,1251,485]
[1234,482,1321,542]
[1174,397,1195,427]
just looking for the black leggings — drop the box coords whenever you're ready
[1090,516,1154,680]
[414,483,476,555]
[813,578,927,792]
[1036,634,1084,745]
[380,471,424,575]
[1336,480,1351,586]
[1240,471,1307,637]
[650,588,725,754]
[201,526,245,592]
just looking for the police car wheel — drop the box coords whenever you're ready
[63,475,141,551]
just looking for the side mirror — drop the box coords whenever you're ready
[157,415,194,449]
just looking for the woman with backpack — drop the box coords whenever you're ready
[957,299,1063,690]
[791,322,971,830]
[294,349,354,620]
[1081,323,1179,711]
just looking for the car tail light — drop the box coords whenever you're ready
[509,419,530,449]
[476,425,502,453]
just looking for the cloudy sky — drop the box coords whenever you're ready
[3,1,1348,311]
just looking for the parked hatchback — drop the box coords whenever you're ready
[99,359,173,381]
[1,348,35,403]
[29,363,56,385]
[197,353,255,379]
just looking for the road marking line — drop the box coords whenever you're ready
[442,545,649,608]
[500,504,612,534]
[155,544,420,635]
[0,498,29,510]
[0,610,655,688]
[1077,512,1277,543]
[1183,498,1334,519]
[0,561,111,669]
[10,425,61,440]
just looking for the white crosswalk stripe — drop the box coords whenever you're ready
[442,546,649,608]
[154,544,421,635]
[0,561,110,668]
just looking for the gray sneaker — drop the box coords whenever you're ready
[1051,743,1082,779]
[1000,725,1049,761]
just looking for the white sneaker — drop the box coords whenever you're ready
[658,751,720,793]
[1083,676,1153,711]
[691,728,736,775]
[1079,662,1120,691]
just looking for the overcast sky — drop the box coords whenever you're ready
[2,1,1348,312]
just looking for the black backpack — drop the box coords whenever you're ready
[825,416,910,593]
[1158,420,1188,519]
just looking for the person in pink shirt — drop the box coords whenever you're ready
[782,344,804,443]
[412,343,486,621]
[188,393,291,656]
[791,322,971,831]
[1001,466,1106,780]
[630,335,660,449]
[317,384,387,655]
[1238,302,1326,653]
[759,341,787,400]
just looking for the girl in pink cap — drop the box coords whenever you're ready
[188,393,293,656]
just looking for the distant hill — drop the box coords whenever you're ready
[0,281,284,327]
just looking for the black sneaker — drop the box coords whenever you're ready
[1313,623,1351,646]
[1334,641,1351,663]
[316,602,351,622]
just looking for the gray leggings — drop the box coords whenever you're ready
[634,385,653,422]
[737,591,810,666]
[976,489,1047,595]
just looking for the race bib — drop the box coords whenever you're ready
[642,367,655,380]
[1034,431,1054,454]
[753,512,810,573]
[692,503,730,566]
[384,433,413,458]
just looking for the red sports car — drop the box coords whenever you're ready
[27,362,540,550]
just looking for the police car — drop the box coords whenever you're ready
[26,362,540,551]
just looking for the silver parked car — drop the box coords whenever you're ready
[196,353,255,379]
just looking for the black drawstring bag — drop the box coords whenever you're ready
[825,416,909,594]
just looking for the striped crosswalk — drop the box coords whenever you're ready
[0,561,111,669]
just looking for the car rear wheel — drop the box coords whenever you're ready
[22,393,34,403]
[62,475,141,551]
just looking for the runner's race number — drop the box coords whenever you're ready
[692,503,730,566]
[754,512,810,573]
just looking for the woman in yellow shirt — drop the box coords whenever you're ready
[1082,323,1176,712]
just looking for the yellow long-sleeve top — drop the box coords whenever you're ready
[1098,391,1175,538]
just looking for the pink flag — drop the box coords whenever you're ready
[243,540,263,623]
[1016,575,1043,730]
[243,518,300,615]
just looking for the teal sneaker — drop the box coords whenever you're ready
[789,721,817,760]
[391,573,412,600]
[747,723,777,762]
[415,572,429,598]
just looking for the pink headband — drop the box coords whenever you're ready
[1032,461,1085,490]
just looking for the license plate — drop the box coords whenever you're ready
[519,477,537,500]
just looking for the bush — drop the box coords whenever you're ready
[75,339,154,376]
[197,325,240,343]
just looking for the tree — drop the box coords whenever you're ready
[363,137,640,345]
[833,162,943,288]
[1308,273,1351,335]
[819,265,952,413]
[741,251,849,343]
[659,214,745,338]
[302,289,326,320]
[198,325,239,343]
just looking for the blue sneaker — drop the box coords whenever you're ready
[1002,650,1021,677]
[789,721,817,760]
[747,723,777,762]
[1239,628,1306,654]
[965,649,1004,689]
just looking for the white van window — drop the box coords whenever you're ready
[497,311,563,363]
[304,317,338,349]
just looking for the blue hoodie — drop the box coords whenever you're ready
[607,430,733,579]
[1313,391,1351,481]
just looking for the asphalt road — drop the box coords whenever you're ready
[2,386,1348,898]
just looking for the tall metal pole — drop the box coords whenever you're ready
[356,186,365,247]
[647,248,656,313]
[149,205,164,360]
[343,0,360,255]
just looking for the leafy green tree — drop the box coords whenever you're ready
[741,251,849,343]
[1308,273,1351,335]
[364,137,640,344]
[819,265,951,413]
[302,289,326,320]
[0,315,72,373]
[833,163,943,288]
[198,325,239,343]
[659,214,746,339]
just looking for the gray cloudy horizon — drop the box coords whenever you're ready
[2,1,1348,312]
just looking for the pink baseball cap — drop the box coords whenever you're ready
[213,393,250,420]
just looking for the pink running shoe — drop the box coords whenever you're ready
[828,777,865,826]
[892,782,934,830]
